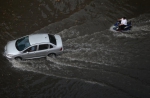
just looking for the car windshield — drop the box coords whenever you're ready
[48,34,56,45]
[15,36,31,51]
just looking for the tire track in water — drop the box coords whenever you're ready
[11,57,150,98]
[10,51,150,96]
[8,12,150,98]
[46,57,150,98]
[49,55,150,85]
[10,24,150,85]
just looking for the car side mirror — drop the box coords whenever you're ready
[24,51,28,53]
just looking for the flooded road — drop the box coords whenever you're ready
[0,0,150,98]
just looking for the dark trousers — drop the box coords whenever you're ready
[119,25,126,30]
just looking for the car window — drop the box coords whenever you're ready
[38,44,49,50]
[16,36,31,51]
[50,45,53,48]
[23,46,37,53]
[48,34,56,45]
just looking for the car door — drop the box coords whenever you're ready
[35,44,49,57]
[48,44,56,53]
[21,45,37,59]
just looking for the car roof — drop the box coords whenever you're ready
[29,33,50,45]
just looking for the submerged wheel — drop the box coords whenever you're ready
[48,53,56,58]
[15,57,22,61]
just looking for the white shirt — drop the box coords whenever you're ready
[121,18,127,25]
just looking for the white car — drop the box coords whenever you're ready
[4,33,63,60]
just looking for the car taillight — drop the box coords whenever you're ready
[60,47,63,51]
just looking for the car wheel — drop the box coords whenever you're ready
[15,57,22,61]
[48,53,56,58]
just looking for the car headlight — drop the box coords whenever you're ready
[6,54,13,57]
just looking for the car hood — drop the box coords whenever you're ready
[5,40,20,55]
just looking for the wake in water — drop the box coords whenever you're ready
[109,14,150,38]
[8,27,136,84]
[5,0,150,97]
[9,11,150,81]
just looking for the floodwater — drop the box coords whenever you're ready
[0,0,150,98]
